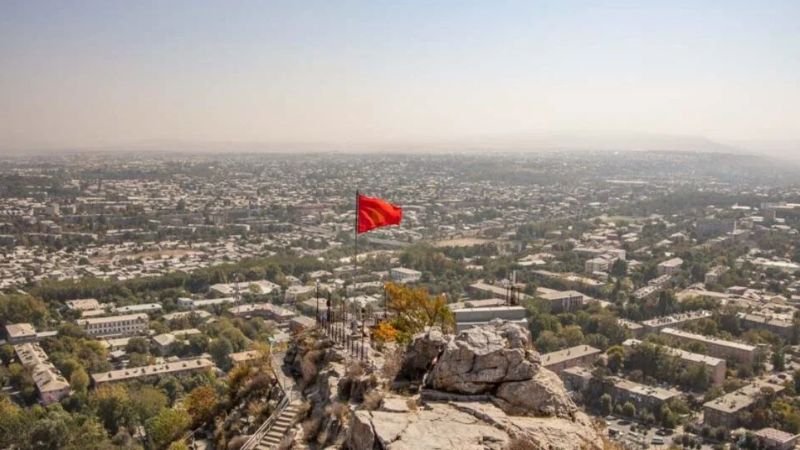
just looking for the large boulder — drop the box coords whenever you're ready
[427,320,540,394]
[399,327,447,381]
[494,369,578,418]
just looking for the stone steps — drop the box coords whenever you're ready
[253,401,302,450]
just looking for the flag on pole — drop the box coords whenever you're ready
[357,193,402,234]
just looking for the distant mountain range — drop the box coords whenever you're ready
[2,132,798,160]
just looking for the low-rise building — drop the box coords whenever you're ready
[14,342,70,405]
[65,298,102,311]
[538,290,584,313]
[607,377,681,411]
[753,428,799,450]
[284,285,316,302]
[210,280,279,296]
[704,266,728,286]
[618,319,644,338]
[641,310,712,334]
[113,303,162,314]
[560,365,593,392]
[703,381,784,428]
[622,338,726,386]
[541,345,601,374]
[289,315,316,333]
[78,313,149,338]
[5,323,38,344]
[92,358,214,386]
[389,267,422,283]
[177,296,238,310]
[448,298,509,309]
[585,257,610,274]
[229,350,261,365]
[162,310,212,321]
[737,312,795,340]
[453,306,527,332]
[657,258,684,276]
[228,303,296,322]
[661,327,757,365]
[469,281,531,302]
[151,328,201,354]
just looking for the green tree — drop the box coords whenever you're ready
[65,417,111,450]
[209,337,233,370]
[29,416,69,449]
[0,294,49,326]
[145,407,191,449]
[772,347,786,371]
[91,384,135,433]
[606,346,625,373]
[794,369,800,393]
[129,385,168,423]
[125,337,150,355]
[69,367,90,394]
[611,259,628,278]
[622,401,636,418]
[600,393,613,416]
[561,325,585,347]
[184,385,218,426]
[0,396,29,448]
[0,344,14,365]
[534,331,564,353]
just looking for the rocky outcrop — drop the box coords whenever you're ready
[347,399,602,450]
[411,319,581,423]
[494,369,578,418]
[285,323,601,450]
[399,327,447,381]
[348,401,509,450]
[428,320,541,394]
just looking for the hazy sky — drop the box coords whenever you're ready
[1,0,799,152]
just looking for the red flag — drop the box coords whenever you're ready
[357,194,402,234]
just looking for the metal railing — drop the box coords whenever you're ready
[319,319,372,362]
[240,390,290,450]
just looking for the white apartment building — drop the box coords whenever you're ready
[585,257,610,274]
[661,327,757,365]
[657,258,684,276]
[623,338,726,386]
[14,342,71,405]
[78,313,149,338]
[389,267,422,283]
[92,358,214,386]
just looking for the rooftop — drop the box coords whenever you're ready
[611,377,681,401]
[704,381,784,413]
[6,322,36,338]
[661,327,757,352]
[623,338,725,367]
[641,310,712,328]
[541,345,601,366]
[92,358,214,384]
[78,313,148,325]
[65,298,102,310]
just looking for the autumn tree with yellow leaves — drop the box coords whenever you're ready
[377,283,454,343]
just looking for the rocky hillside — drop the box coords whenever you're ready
[281,320,604,450]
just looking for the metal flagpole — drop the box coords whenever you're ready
[352,190,358,355]
[354,189,359,288]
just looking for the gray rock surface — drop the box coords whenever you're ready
[427,320,540,394]
[399,327,447,381]
[494,369,578,418]
[347,401,602,450]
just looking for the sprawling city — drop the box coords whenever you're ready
[3,1,800,449]
[0,150,799,450]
